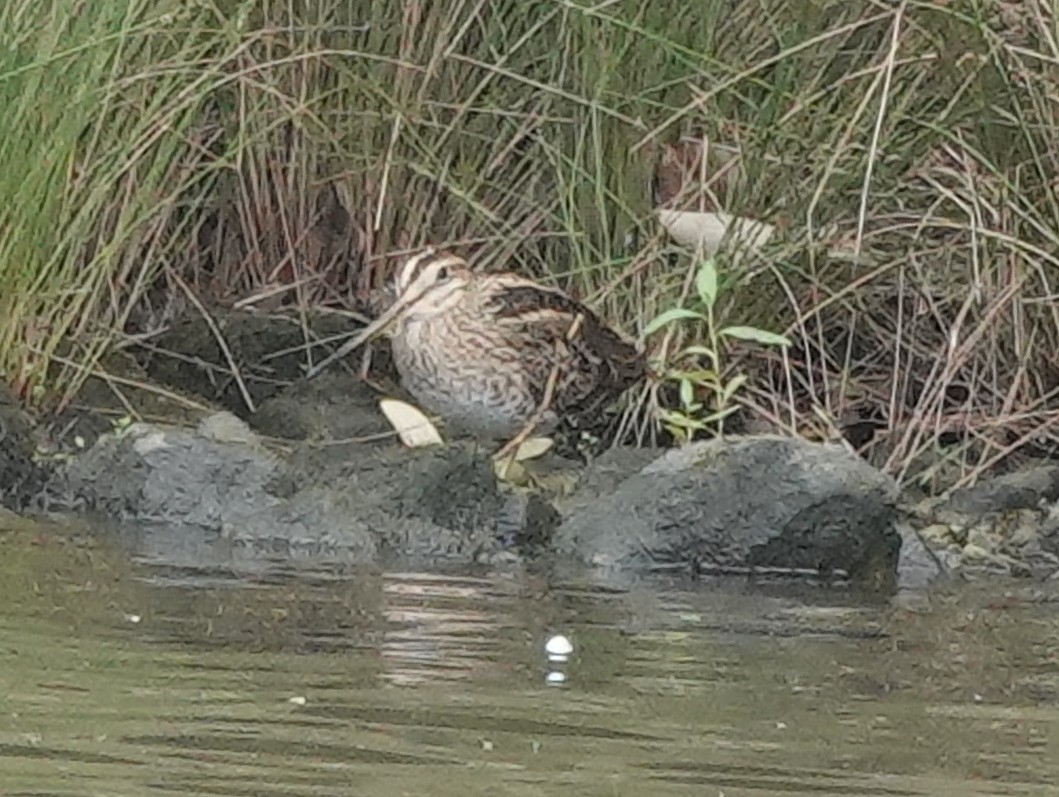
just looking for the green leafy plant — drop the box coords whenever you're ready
[643,257,791,442]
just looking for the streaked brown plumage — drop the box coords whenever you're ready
[308,248,646,442]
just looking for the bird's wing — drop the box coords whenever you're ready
[483,276,645,386]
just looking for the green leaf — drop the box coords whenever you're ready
[679,345,717,357]
[642,307,706,337]
[720,374,748,403]
[677,344,719,370]
[679,377,694,408]
[670,368,718,384]
[699,406,741,424]
[664,425,695,444]
[659,410,707,430]
[718,326,792,346]
[695,259,718,309]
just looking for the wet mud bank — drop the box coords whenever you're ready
[2,309,1058,593]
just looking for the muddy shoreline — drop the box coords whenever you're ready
[2,308,1058,596]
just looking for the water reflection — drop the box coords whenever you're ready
[378,572,526,687]
[1,518,1058,796]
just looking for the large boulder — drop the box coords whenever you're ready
[555,434,902,586]
[57,412,285,528]
[49,412,546,570]
[283,437,552,560]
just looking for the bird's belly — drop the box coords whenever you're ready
[392,337,548,440]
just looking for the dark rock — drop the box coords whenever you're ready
[1037,509,1059,571]
[229,487,377,562]
[942,464,1059,516]
[37,350,208,457]
[249,372,394,443]
[284,440,546,560]
[56,413,285,528]
[383,444,505,531]
[562,445,666,507]
[137,308,389,415]
[499,492,562,550]
[0,385,50,511]
[47,412,547,569]
[904,464,1059,580]
[555,434,901,586]
[103,492,382,575]
[895,524,945,592]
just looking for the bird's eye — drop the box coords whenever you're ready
[436,267,449,280]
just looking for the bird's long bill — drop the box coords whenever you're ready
[304,296,410,380]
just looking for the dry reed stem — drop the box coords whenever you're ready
[170,272,257,414]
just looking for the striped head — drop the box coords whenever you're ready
[389,248,472,323]
[304,248,473,379]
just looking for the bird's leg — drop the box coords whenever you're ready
[355,342,385,391]
[493,312,584,466]
[357,344,373,381]
[493,361,561,465]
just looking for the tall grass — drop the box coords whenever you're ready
[0,0,229,407]
[2,0,1058,486]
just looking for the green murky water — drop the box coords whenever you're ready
[1,518,1057,796]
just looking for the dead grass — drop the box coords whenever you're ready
[4,0,1059,489]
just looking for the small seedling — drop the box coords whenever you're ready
[643,257,791,442]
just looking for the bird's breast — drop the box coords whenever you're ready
[388,315,546,439]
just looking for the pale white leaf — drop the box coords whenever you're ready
[656,209,775,255]
[514,436,554,461]
[379,398,444,448]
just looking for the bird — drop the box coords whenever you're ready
[306,247,646,456]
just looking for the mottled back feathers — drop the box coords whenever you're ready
[484,280,645,419]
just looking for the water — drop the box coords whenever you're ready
[1,517,1057,796]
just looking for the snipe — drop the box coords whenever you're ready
[306,248,646,454]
